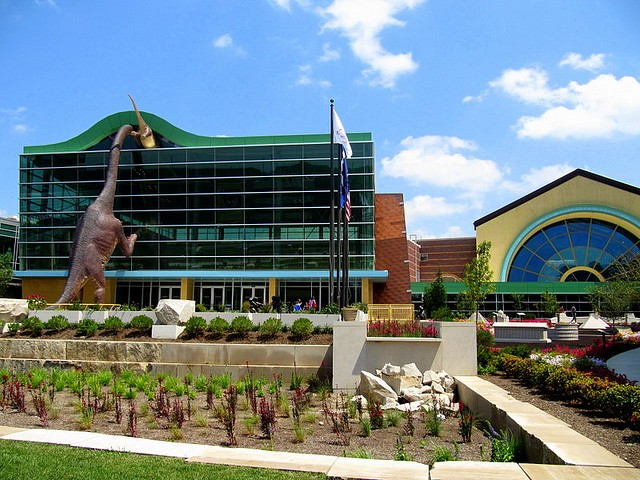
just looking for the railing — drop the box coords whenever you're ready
[367,304,414,322]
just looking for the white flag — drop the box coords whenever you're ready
[332,109,352,159]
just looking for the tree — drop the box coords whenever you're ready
[461,241,495,321]
[423,270,448,318]
[0,252,13,297]
[589,281,634,324]
[510,293,524,313]
[538,289,560,318]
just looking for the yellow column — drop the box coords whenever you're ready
[268,278,279,303]
[361,278,373,304]
[181,278,195,301]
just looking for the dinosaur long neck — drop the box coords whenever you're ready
[97,124,134,209]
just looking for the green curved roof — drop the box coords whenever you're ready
[23,111,372,154]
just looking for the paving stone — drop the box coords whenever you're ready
[328,457,428,480]
[188,447,336,474]
[430,461,529,480]
[520,463,640,480]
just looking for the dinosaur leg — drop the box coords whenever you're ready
[115,221,137,257]
[84,246,107,304]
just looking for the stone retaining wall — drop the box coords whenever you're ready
[0,338,332,380]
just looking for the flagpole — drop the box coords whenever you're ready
[341,206,350,308]
[328,100,336,305]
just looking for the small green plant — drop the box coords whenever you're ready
[425,407,444,437]
[290,317,313,339]
[458,403,476,443]
[209,316,229,337]
[185,316,207,336]
[359,417,372,437]
[385,410,402,427]
[393,435,413,461]
[429,441,459,465]
[343,448,373,459]
[243,414,259,435]
[103,316,124,333]
[21,316,45,336]
[258,317,283,338]
[230,315,253,337]
[129,315,153,331]
[76,318,98,337]
[7,322,20,335]
[45,315,70,331]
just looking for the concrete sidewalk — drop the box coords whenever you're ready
[3,424,640,479]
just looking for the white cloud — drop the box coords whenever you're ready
[559,53,606,72]
[212,34,246,56]
[502,164,574,194]
[489,67,569,106]
[213,34,233,49]
[319,0,424,88]
[12,124,28,134]
[516,74,640,139]
[408,224,466,240]
[381,135,503,192]
[295,64,332,88]
[34,0,57,7]
[488,63,640,139]
[319,43,340,62]
[405,194,469,218]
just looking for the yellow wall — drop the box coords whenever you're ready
[476,176,640,281]
[22,278,117,304]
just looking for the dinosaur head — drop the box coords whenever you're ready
[128,95,157,149]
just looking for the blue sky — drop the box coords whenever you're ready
[1,0,639,239]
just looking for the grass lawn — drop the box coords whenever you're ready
[0,440,326,480]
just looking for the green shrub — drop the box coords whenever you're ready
[320,303,340,314]
[209,316,229,337]
[103,316,124,332]
[129,315,153,331]
[195,304,208,313]
[185,316,208,336]
[259,317,282,338]
[45,315,70,331]
[230,315,253,336]
[290,317,313,339]
[432,306,453,321]
[22,316,45,336]
[76,318,98,337]
[6,322,20,335]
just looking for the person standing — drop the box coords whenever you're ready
[571,305,577,323]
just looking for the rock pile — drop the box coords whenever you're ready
[356,362,458,413]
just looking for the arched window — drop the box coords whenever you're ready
[508,219,640,282]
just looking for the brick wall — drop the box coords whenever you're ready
[373,193,412,304]
[417,237,476,281]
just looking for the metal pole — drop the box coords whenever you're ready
[328,100,336,305]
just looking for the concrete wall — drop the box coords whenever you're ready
[332,320,477,392]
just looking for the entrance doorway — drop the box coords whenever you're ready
[200,286,225,310]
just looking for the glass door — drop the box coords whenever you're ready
[200,286,224,310]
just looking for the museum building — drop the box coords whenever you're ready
[17,109,416,310]
[14,107,640,317]
[412,169,640,316]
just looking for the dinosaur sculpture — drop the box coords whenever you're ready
[54,97,155,305]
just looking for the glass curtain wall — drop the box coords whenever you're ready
[20,137,375,307]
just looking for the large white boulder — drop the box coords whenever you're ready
[358,371,398,405]
[0,298,29,323]
[381,362,423,395]
[155,299,196,325]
